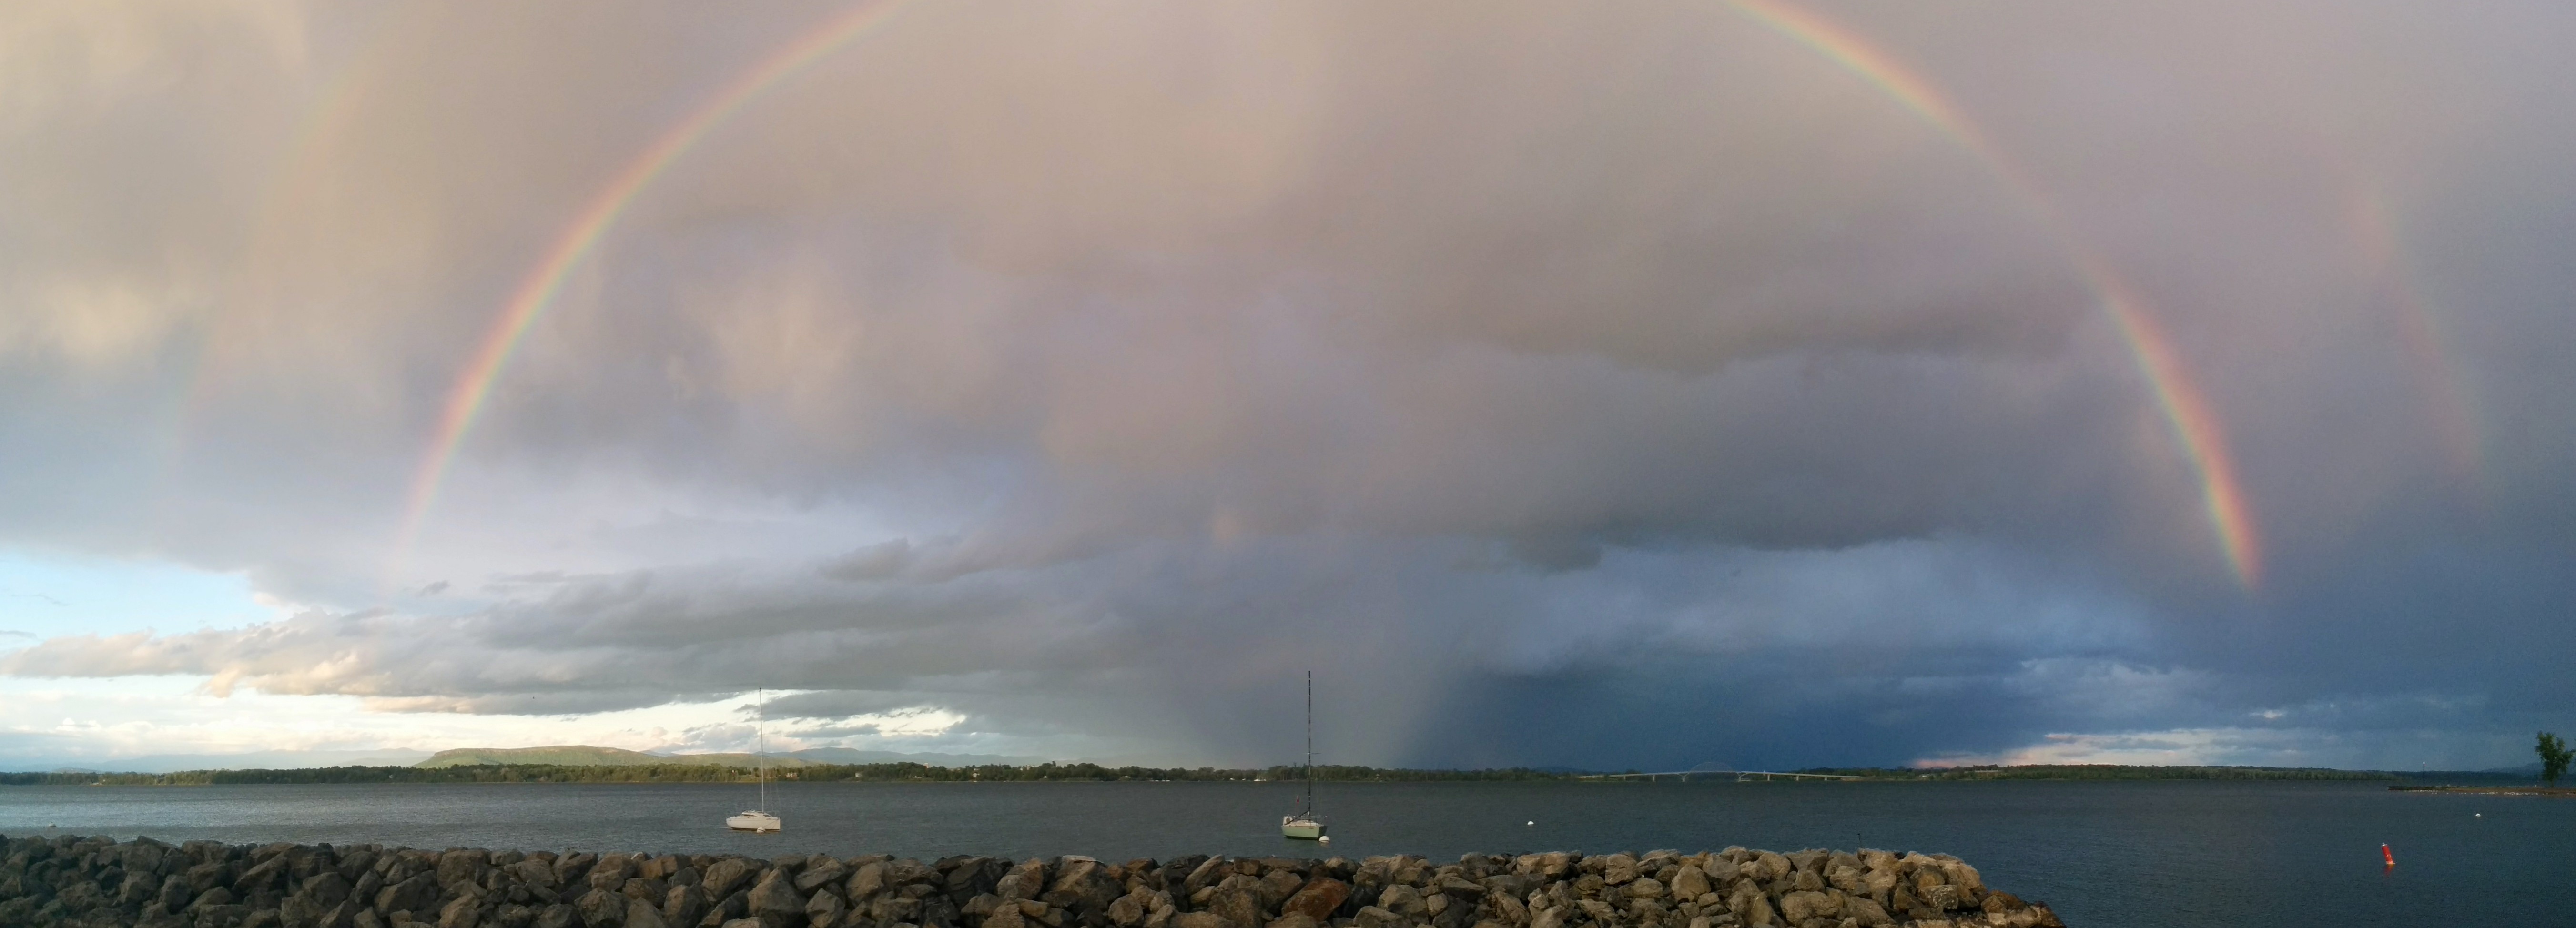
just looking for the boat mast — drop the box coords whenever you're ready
[757,687,768,812]
[1304,670,1314,816]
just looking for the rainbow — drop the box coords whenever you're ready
[179,7,415,470]
[1727,0,2264,585]
[2347,184,2484,494]
[396,0,919,555]
[401,0,2264,585]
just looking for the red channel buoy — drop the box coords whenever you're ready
[2382,843,2395,867]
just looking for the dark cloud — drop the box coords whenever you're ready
[3,0,2574,768]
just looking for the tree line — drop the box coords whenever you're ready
[0,761,1579,786]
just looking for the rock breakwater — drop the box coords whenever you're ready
[0,835,2064,928]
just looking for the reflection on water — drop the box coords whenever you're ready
[1,780,2566,928]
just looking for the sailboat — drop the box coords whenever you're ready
[1280,671,1327,840]
[726,688,783,833]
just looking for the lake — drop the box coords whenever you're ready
[2,779,2567,927]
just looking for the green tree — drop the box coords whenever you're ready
[2539,731,2573,787]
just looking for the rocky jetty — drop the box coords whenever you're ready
[0,835,2064,928]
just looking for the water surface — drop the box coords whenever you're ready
[2,780,2566,928]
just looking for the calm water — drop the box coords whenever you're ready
[2,780,2568,928]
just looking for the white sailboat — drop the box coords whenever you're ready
[1281,671,1327,840]
[726,688,783,833]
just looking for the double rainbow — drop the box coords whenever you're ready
[401,0,2266,586]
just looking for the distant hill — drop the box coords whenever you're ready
[416,746,684,768]
[414,745,1050,769]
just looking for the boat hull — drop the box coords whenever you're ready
[726,812,782,833]
[1280,818,1325,840]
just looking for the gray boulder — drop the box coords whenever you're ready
[189,862,233,896]
[704,861,759,901]
[707,889,753,926]
[351,872,386,911]
[1253,871,1301,911]
[884,860,939,887]
[847,863,891,902]
[1664,867,1708,903]
[307,872,356,909]
[591,857,641,893]
[380,874,439,917]
[576,888,629,928]
[1374,886,1425,919]
[1775,890,1834,924]
[330,898,369,928]
[744,870,807,928]
[1598,856,1638,887]
[1348,907,1402,928]
[1105,891,1148,928]
[440,851,493,891]
[623,897,670,928]
[943,858,1007,903]
[1278,878,1347,923]
[157,874,195,914]
[805,887,845,928]
[795,861,850,897]
[1180,859,1229,897]
[663,885,710,928]
[1205,883,1262,928]
[1045,858,1121,913]
[439,893,485,928]
[283,894,327,928]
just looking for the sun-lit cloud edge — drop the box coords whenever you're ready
[0,677,981,766]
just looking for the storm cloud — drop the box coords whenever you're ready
[3,0,2573,770]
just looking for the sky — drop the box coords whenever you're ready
[2,0,2573,773]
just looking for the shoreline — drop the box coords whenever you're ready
[0,835,2063,928]
[2388,785,2576,797]
[1,762,2413,789]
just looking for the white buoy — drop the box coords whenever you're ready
[1318,836,1331,844]
[1526,821,1534,826]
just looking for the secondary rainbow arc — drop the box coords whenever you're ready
[2347,185,2484,494]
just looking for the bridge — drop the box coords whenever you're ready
[1576,764,1860,783]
